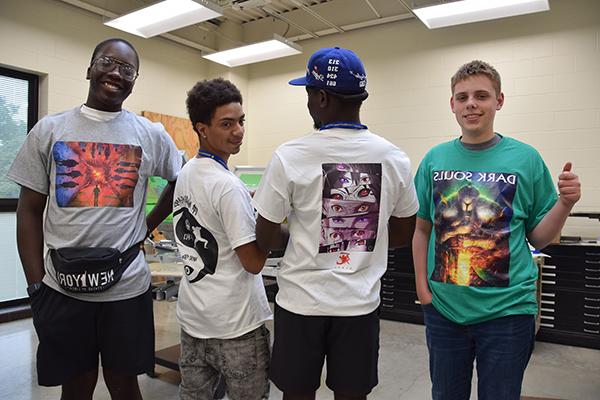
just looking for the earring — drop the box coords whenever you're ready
[201,133,207,139]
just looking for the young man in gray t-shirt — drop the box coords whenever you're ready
[7,38,181,399]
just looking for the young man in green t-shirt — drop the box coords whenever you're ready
[413,60,581,400]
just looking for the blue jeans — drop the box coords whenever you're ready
[422,303,535,400]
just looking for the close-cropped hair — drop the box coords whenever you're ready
[451,60,501,95]
[186,78,243,131]
[329,90,369,104]
[90,38,139,68]
[307,86,369,105]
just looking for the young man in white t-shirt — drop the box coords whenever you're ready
[252,47,419,400]
[173,78,272,400]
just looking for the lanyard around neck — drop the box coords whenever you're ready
[197,150,228,170]
[319,122,368,131]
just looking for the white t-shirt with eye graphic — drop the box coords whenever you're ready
[253,128,419,316]
[173,157,272,339]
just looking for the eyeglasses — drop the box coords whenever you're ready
[92,56,138,82]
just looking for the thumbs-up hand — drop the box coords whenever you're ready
[557,162,581,207]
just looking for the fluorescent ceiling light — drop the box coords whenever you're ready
[413,0,550,29]
[104,0,223,38]
[203,34,302,67]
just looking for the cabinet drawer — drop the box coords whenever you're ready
[381,273,416,291]
[380,300,421,312]
[540,288,600,306]
[389,246,412,257]
[541,274,600,292]
[380,298,420,312]
[387,263,415,275]
[379,302,408,312]
[543,245,600,259]
[539,289,600,327]
[387,250,413,268]
[385,263,414,274]
[541,264,583,280]
[546,255,600,268]
[540,319,600,335]
[540,307,600,326]
[380,288,419,305]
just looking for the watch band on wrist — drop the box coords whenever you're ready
[27,282,43,297]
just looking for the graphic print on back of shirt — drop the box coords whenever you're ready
[432,170,517,287]
[53,141,142,207]
[173,200,218,283]
[320,163,381,258]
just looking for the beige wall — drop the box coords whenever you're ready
[0,0,205,116]
[0,0,249,166]
[245,0,600,238]
[1,0,599,237]
[0,0,255,166]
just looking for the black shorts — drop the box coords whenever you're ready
[270,302,380,395]
[30,283,154,386]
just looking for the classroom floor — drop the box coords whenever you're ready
[1,301,599,400]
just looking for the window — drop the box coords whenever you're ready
[0,66,39,211]
[0,66,38,305]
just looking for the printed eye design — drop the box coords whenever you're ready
[331,204,344,213]
[359,174,371,184]
[352,216,370,228]
[339,176,351,185]
[355,204,370,213]
[357,188,371,197]
[330,231,343,241]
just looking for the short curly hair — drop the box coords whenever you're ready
[451,60,501,95]
[186,78,243,133]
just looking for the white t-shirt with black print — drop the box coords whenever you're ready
[174,157,272,339]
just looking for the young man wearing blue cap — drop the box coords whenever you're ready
[413,60,581,399]
[252,47,419,400]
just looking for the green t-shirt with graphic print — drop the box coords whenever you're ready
[414,135,557,325]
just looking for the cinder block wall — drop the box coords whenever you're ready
[244,0,600,238]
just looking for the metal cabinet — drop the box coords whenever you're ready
[379,247,424,324]
[537,243,600,349]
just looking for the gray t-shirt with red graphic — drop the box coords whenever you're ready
[7,106,181,301]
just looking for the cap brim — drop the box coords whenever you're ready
[289,76,309,86]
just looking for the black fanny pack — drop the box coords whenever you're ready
[50,242,142,293]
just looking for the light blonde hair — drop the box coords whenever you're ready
[451,60,501,95]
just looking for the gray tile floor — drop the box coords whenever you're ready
[1,301,599,399]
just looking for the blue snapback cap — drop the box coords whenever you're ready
[289,47,367,94]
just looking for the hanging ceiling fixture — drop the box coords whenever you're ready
[202,34,302,67]
[104,0,223,38]
[412,0,550,29]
